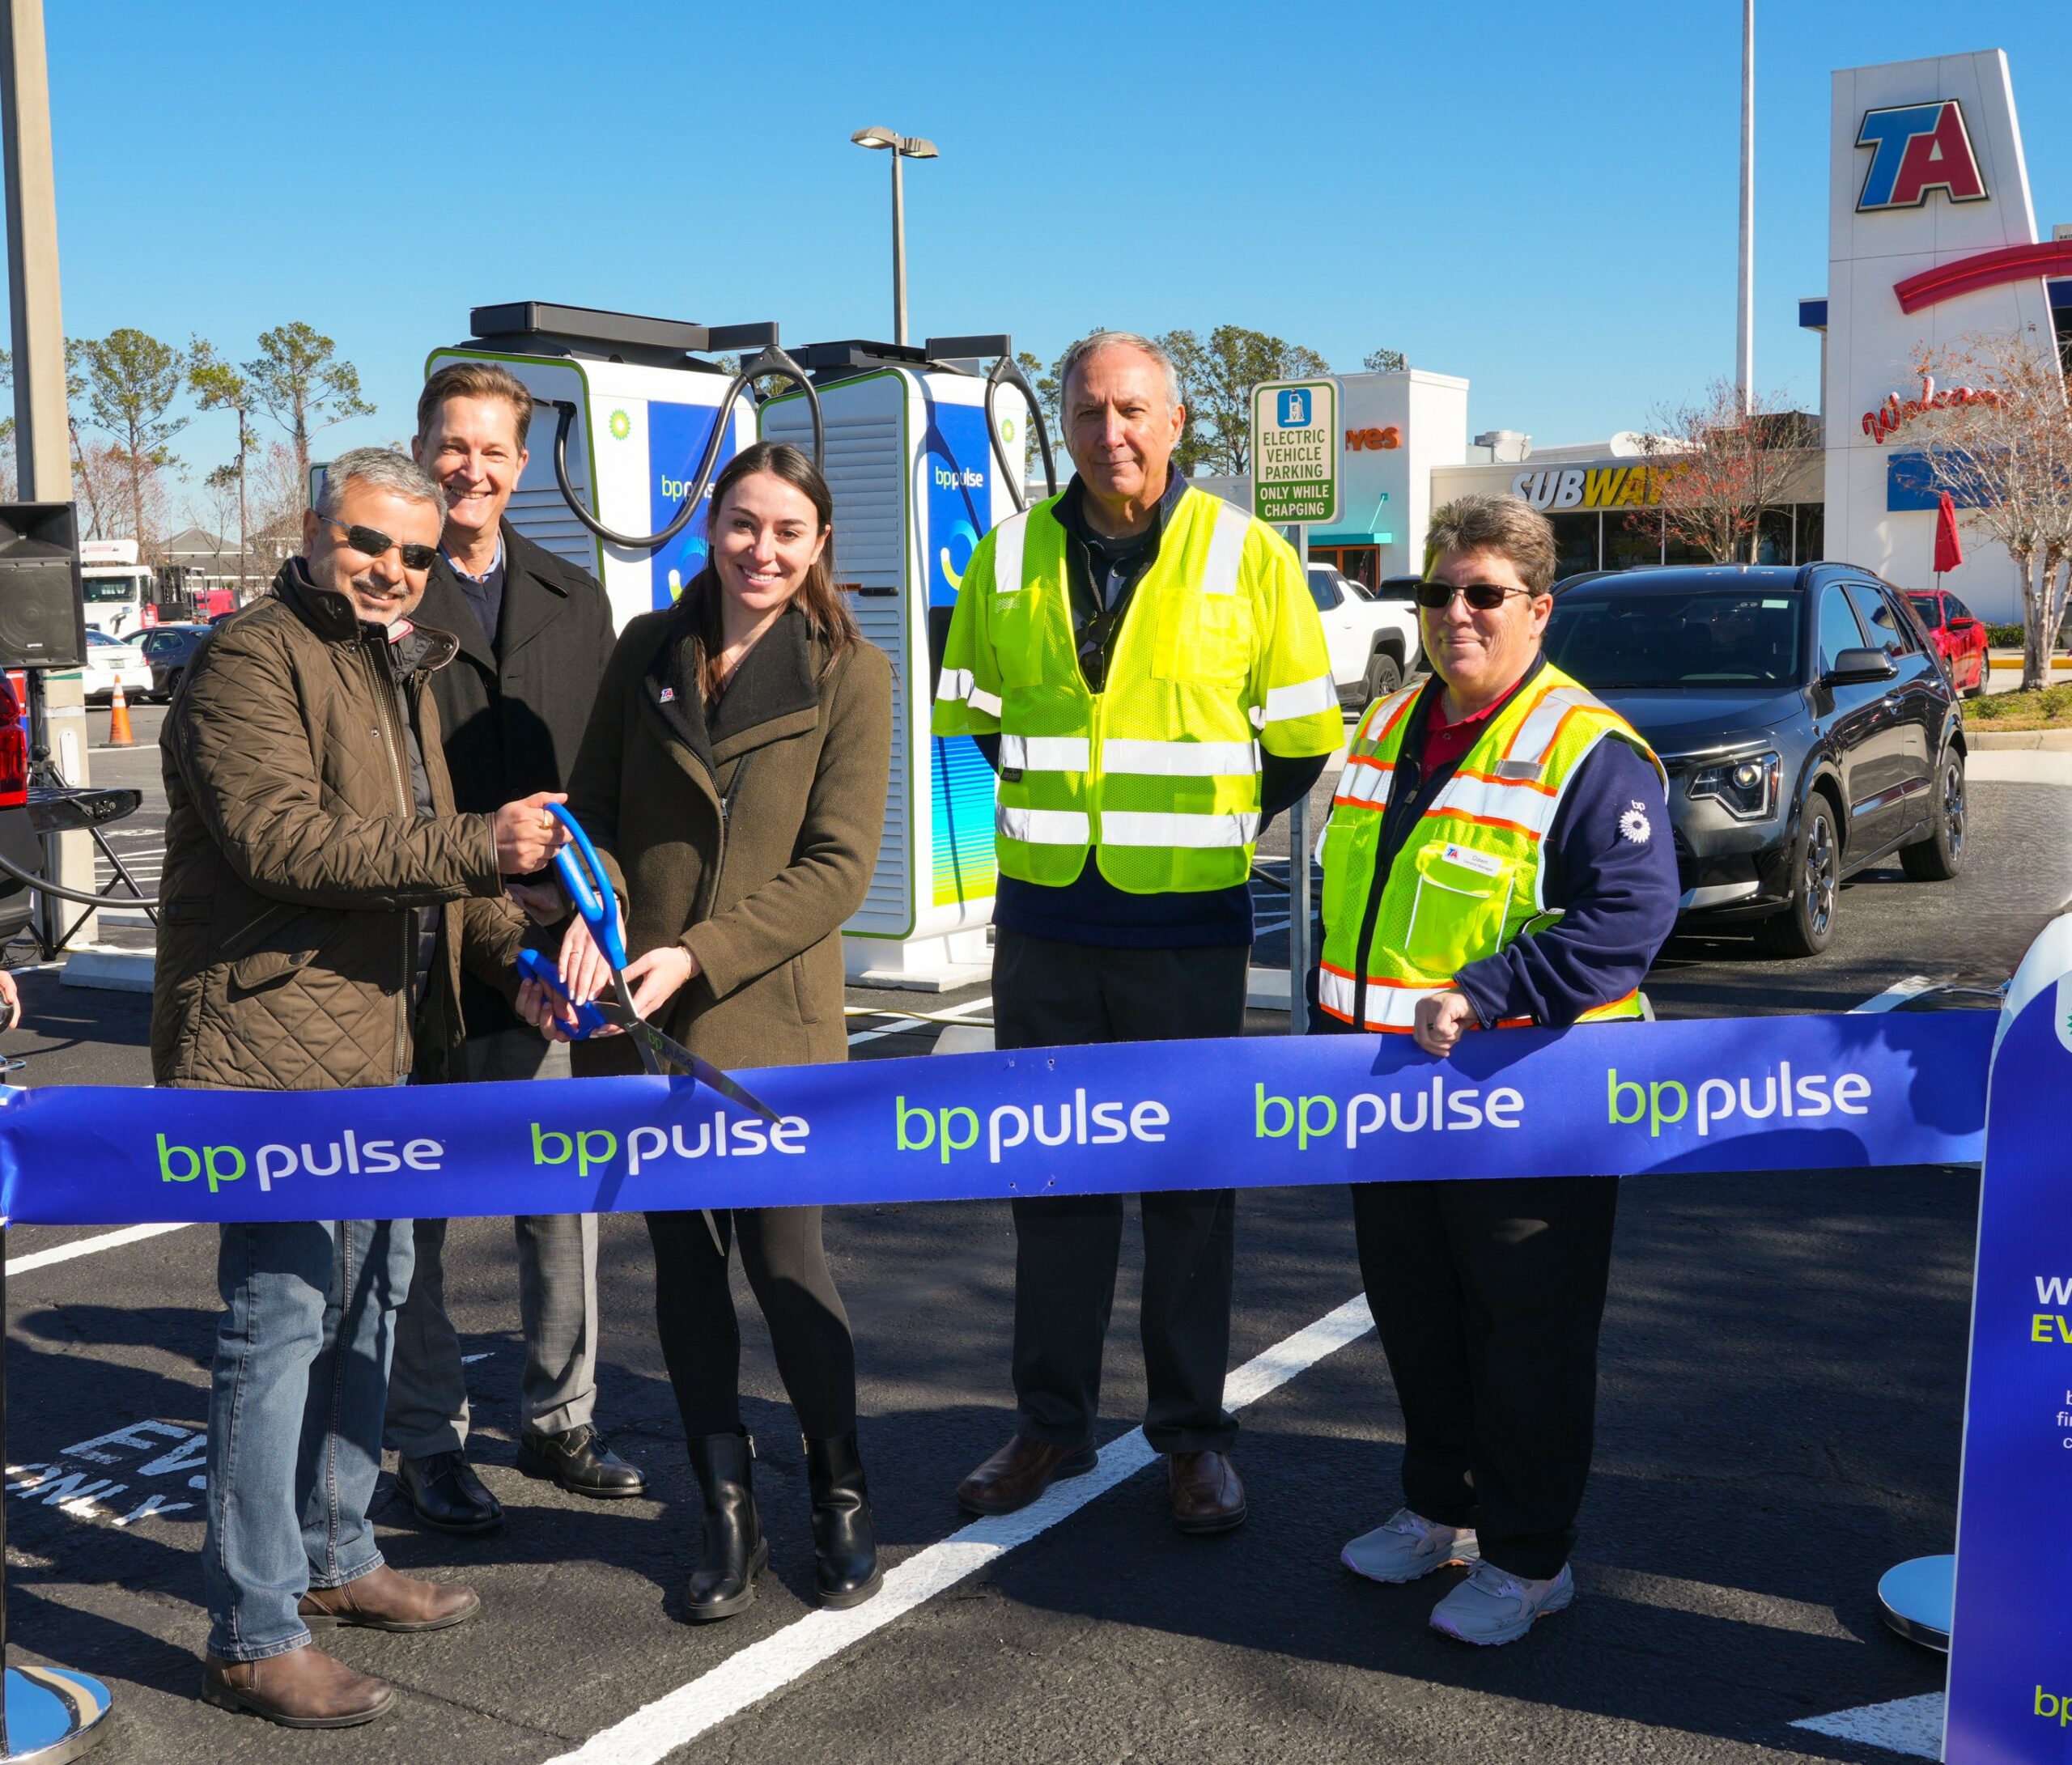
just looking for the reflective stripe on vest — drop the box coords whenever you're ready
[1317,665,1661,1030]
[981,487,1321,893]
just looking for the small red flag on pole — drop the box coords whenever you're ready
[1934,492,1964,579]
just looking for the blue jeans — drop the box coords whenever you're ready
[203,1220,414,1662]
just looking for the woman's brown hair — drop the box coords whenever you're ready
[679,440,859,705]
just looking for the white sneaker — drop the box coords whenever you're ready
[1429,1559,1574,1645]
[1340,1508,1480,1585]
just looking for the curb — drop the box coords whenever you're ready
[1965,730,2072,751]
[61,947,154,993]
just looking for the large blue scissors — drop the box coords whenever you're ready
[541,801,781,1126]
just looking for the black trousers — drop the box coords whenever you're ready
[646,1207,857,1443]
[1351,1174,1619,1581]
[994,930,1249,1455]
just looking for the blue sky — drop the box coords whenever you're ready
[32,2,2072,511]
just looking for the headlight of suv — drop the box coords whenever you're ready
[1687,750,1779,821]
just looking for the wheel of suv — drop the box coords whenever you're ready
[1900,751,1966,880]
[159,668,183,703]
[1363,650,1402,702]
[1755,796,1840,957]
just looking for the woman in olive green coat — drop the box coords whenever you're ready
[524,441,892,1622]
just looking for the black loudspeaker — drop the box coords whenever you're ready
[0,503,85,669]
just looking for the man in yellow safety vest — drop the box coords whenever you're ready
[1318,493,1678,1645]
[933,330,1341,1533]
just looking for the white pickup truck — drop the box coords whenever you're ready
[1306,564,1422,709]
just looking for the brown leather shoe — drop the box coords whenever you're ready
[299,1563,479,1633]
[955,1434,1098,1517]
[1168,1450,1247,1534]
[202,1643,395,1729]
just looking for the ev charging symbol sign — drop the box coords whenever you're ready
[1252,379,1340,526]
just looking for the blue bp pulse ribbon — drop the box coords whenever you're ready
[0,1008,1991,1228]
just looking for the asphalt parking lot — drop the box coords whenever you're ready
[1,705,2061,1763]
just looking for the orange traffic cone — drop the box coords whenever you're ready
[108,676,134,748]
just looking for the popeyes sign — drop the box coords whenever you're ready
[1345,426,1400,452]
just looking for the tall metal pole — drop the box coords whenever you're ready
[2,0,93,955]
[1,0,66,499]
[1736,0,1755,416]
[890,148,907,347]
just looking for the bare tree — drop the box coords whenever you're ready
[243,323,374,503]
[75,328,188,560]
[242,440,307,587]
[1903,326,2072,689]
[1634,378,1814,564]
[189,337,258,592]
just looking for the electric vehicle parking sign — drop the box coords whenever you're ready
[1252,379,1340,525]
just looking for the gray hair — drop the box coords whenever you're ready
[1424,494,1558,597]
[316,447,447,524]
[1058,330,1182,413]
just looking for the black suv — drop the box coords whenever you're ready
[138,623,211,702]
[1543,564,1964,957]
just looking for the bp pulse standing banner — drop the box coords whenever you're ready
[1945,914,2072,1761]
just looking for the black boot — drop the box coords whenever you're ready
[684,1431,766,1622]
[804,1432,883,1609]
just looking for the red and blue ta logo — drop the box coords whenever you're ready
[1855,100,1988,212]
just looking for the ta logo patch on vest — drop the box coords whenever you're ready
[1618,802,1652,845]
[659,685,676,704]
[1440,842,1505,878]
[1855,100,1988,212]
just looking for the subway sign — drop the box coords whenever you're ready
[1511,465,1662,512]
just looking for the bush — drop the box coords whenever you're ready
[1987,622,2025,647]
[1970,683,2072,725]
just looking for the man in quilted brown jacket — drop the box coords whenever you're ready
[154,448,569,1729]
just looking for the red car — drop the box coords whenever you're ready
[1904,589,1989,698]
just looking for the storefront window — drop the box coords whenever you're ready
[1547,511,1599,582]
[1662,532,1714,566]
[1756,507,1793,565]
[1794,503,1824,562]
[1607,511,1662,571]
[1322,546,1379,592]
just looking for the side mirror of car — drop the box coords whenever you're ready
[1824,647,1899,684]
[1948,616,1979,632]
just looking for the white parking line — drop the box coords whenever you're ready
[9,1222,192,1273]
[847,995,993,1048]
[545,1292,1377,1765]
[1851,976,1937,1013]
[1790,1691,1942,1758]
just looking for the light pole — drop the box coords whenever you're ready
[851,125,938,346]
[1736,0,1754,415]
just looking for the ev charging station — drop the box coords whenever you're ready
[427,306,1053,988]
[427,302,815,630]
[762,336,1053,988]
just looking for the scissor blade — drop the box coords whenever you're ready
[629,1020,783,1125]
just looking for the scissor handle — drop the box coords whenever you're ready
[546,802,626,971]
[515,948,611,1039]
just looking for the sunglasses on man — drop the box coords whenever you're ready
[316,517,439,572]
[1414,579,1539,612]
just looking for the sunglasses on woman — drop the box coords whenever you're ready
[1414,580,1536,612]
[317,517,439,572]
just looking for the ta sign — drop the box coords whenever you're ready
[1252,379,1340,526]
